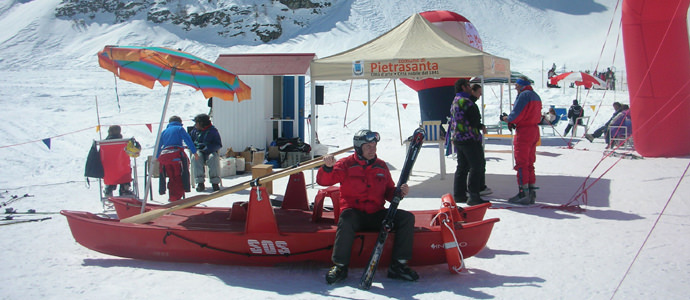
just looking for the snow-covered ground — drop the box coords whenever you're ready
[1,0,689,299]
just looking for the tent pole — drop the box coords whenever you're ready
[309,80,317,185]
[367,80,371,130]
[480,76,485,125]
[393,79,403,145]
[142,67,177,213]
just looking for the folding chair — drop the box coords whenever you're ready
[97,139,139,209]
[539,114,563,136]
[422,120,447,180]
[573,116,590,136]
[608,125,634,150]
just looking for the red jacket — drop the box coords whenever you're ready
[316,154,396,214]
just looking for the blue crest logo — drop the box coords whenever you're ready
[353,60,364,76]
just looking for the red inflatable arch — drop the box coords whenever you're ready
[622,0,690,157]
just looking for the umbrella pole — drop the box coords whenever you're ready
[142,67,177,213]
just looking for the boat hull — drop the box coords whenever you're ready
[62,209,498,267]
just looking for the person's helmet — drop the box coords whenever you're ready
[353,129,380,155]
[193,113,211,127]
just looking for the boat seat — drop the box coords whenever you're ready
[312,186,341,224]
[230,201,248,221]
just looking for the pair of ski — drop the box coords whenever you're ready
[0,193,33,207]
[4,208,58,215]
[0,216,52,226]
[358,128,425,290]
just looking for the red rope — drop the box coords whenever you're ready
[344,79,392,127]
[342,80,353,128]
[610,158,690,299]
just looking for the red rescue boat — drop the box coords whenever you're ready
[62,188,499,268]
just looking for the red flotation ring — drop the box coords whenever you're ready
[433,195,467,274]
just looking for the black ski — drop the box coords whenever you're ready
[0,217,51,226]
[359,127,425,290]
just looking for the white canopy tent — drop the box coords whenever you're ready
[309,13,511,146]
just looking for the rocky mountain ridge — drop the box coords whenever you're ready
[55,0,334,43]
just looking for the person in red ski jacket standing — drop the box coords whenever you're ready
[501,76,542,204]
[317,130,418,284]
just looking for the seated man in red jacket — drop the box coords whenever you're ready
[317,130,418,284]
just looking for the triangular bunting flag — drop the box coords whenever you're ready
[590,105,596,111]
[146,124,152,132]
[402,103,408,109]
[362,101,367,106]
[483,104,487,109]
[96,125,101,132]
[42,138,51,149]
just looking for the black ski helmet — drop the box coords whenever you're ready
[353,129,380,155]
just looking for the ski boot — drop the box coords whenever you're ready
[387,260,419,281]
[508,185,531,205]
[467,192,490,206]
[528,185,538,204]
[103,185,115,197]
[326,264,348,284]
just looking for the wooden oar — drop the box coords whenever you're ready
[121,147,353,224]
[156,146,354,209]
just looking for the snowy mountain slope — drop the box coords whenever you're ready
[0,0,624,85]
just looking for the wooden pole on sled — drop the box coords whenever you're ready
[120,146,354,224]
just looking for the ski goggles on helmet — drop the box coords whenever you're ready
[353,130,380,148]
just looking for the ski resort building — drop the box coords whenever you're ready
[212,53,315,154]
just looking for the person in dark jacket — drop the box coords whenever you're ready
[317,130,418,284]
[564,99,584,136]
[157,116,197,202]
[190,113,223,192]
[501,76,542,204]
[585,102,622,142]
[469,83,492,197]
[449,79,490,206]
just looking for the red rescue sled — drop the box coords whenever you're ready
[62,187,499,268]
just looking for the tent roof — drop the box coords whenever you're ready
[310,13,510,81]
[215,53,315,75]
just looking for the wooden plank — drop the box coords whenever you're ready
[121,147,354,224]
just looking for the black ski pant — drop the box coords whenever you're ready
[332,208,415,266]
[453,141,485,201]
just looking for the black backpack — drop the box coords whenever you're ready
[276,137,311,153]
